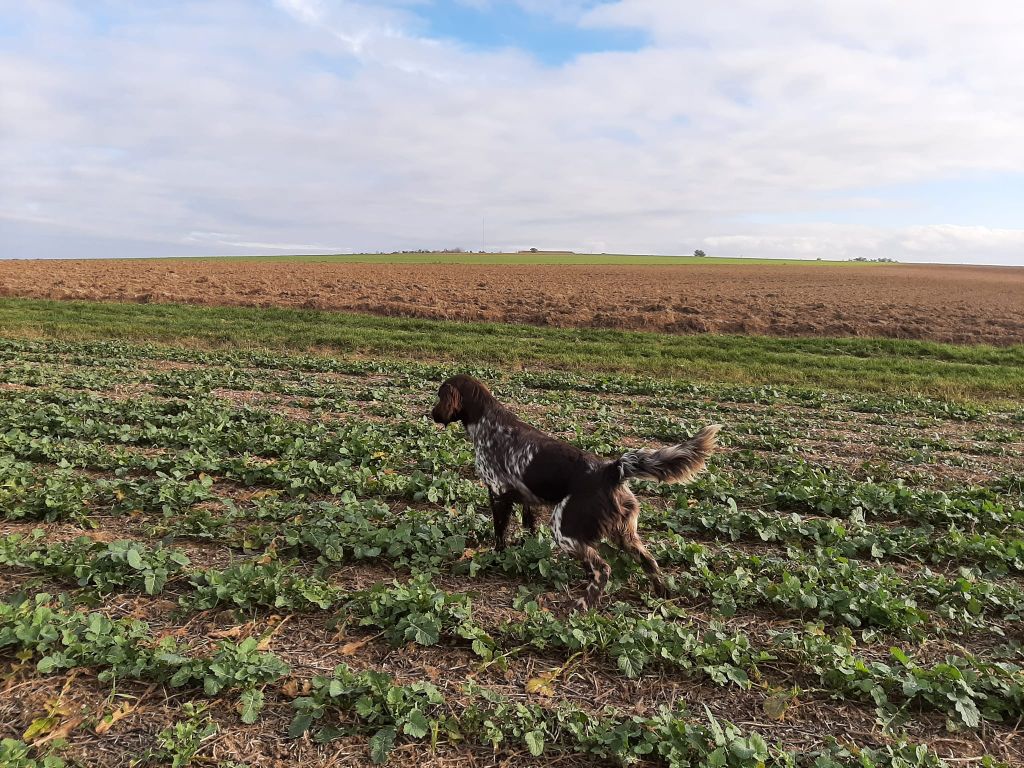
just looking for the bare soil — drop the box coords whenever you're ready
[3,259,1023,344]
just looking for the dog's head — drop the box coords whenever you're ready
[431,374,491,425]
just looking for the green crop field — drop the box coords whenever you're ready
[0,302,1022,767]
[176,251,872,267]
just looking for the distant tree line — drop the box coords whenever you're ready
[372,248,470,254]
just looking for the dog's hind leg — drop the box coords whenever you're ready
[615,530,668,598]
[551,493,611,609]
[611,488,669,598]
[571,542,611,610]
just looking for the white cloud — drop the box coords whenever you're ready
[0,1,1022,264]
[704,224,1024,263]
[184,230,345,252]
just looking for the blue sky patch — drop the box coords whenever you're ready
[415,1,646,65]
[854,173,1024,228]
[742,173,1024,229]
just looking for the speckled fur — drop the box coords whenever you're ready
[467,416,541,502]
[431,374,721,609]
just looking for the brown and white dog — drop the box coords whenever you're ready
[431,374,721,609]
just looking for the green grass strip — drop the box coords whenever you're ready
[1,299,1022,401]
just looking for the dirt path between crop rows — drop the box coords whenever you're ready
[3,259,1023,344]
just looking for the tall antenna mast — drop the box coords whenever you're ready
[481,216,485,253]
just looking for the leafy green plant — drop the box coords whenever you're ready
[0,532,190,594]
[0,594,288,722]
[137,703,217,768]
[0,739,65,768]
[289,664,444,763]
[346,574,495,659]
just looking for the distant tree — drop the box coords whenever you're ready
[694,249,706,258]
[530,247,538,252]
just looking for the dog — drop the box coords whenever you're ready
[431,374,721,609]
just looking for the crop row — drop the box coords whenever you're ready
[3,537,1022,729]
[0,531,190,594]
[3,403,1021,542]
[179,516,1024,635]
[1,376,1015,469]
[6,466,1024,639]
[664,498,1024,576]
[0,593,287,723]
[2,336,1005,422]
[0,591,965,767]
[290,663,960,767]
[3,467,1023,639]
[2,376,1020,524]
[7,350,1020,471]
[208,572,1024,729]
[6,357,1018,483]
[4,439,1021,602]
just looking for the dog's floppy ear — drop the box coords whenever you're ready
[432,382,462,424]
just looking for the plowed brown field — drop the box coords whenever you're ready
[2,258,1022,344]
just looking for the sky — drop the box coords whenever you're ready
[2,1,1023,264]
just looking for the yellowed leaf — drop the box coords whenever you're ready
[257,615,291,651]
[95,703,134,735]
[763,689,798,722]
[208,626,244,640]
[525,670,558,697]
[24,716,59,741]
[339,637,373,656]
[763,696,788,721]
[34,716,83,745]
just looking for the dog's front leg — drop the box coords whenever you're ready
[520,505,538,536]
[488,489,514,552]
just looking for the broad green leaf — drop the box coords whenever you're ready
[288,712,314,738]
[403,709,430,739]
[239,688,264,724]
[525,729,545,757]
[954,696,981,728]
[126,548,143,569]
[369,726,396,764]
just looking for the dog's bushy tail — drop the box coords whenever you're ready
[612,425,722,484]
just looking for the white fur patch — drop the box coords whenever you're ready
[467,416,539,501]
[550,494,573,552]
